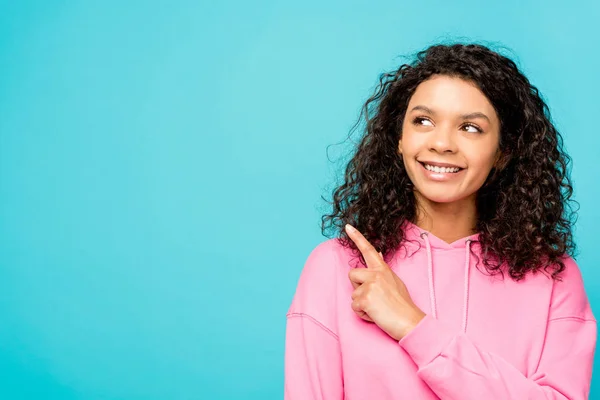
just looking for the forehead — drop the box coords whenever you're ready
[408,75,498,122]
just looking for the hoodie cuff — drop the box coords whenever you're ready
[398,314,457,367]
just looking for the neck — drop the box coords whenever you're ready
[413,192,477,244]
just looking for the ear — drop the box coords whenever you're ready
[398,139,403,155]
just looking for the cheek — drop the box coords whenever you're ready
[398,131,421,155]
[471,154,495,169]
[467,151,498,182]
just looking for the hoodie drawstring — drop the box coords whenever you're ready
[420,232,472,333]
[462,239,472,333]
[421,232,437,321]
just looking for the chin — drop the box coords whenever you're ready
[423,195,462,204]
[415,188,471,205]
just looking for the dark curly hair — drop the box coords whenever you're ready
[321,42,578,281]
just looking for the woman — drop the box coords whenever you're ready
[284,43,597,399]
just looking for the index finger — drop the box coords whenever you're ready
[345,224,382,268]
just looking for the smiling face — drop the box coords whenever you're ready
[399,74,501,207]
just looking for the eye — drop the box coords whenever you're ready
[412,117,433,126]
[412,117,483,133]
[462,123,483,133]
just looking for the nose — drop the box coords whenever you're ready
[427,124,457,154]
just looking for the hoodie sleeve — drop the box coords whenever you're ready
[284,314,343,400]
[284,240,344,400]
[398,256,597,400]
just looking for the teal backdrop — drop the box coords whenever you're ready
[1,1,598,398]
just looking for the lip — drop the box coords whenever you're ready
[418,161,465,182]
[418,160,465,169]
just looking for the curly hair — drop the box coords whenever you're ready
[321,42,578,281]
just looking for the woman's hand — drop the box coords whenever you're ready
[345,224,426,341]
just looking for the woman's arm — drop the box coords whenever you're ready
[284,240,344,399]
[398,256,597,400]
[399,313,596,399]
[284,312,343,400]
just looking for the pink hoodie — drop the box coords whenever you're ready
[285,221,597,399]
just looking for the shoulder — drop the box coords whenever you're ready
[286,238,349,329]
[290,238,348,301]
[297,238,349,279]
[549,255,596,321]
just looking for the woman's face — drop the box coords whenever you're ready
[399,75,501,205]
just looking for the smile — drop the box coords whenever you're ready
[422,163,461,173]
[418,161,465,181]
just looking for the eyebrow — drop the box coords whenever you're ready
[410,105,491,123]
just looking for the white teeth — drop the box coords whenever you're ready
[424,164,460,173]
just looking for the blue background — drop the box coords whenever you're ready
[1,1,598,398]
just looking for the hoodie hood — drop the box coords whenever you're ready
[401,220,480,250]
[401,220,479,333]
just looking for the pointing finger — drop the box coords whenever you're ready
[345,224,384,268]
